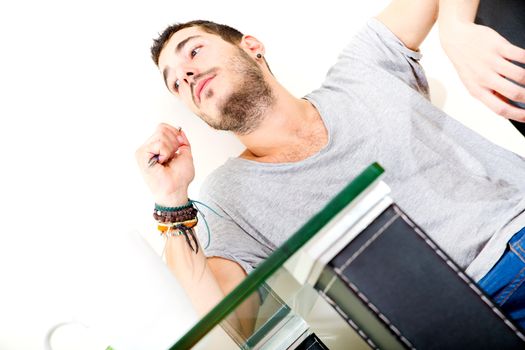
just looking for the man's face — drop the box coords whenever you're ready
[158,26,273,134]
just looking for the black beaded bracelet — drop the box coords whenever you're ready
[153,200,200,253]
[154,200,198,222]
[153,207,198,223]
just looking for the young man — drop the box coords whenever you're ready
[136,0,525,327]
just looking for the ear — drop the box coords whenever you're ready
[239,35,265,59]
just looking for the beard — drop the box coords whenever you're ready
[199,48,274,135]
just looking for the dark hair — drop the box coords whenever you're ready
[151,20,244,66]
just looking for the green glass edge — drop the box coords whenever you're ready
[170,162,384,349]
[244,305,291,348]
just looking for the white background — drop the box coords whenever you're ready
[1,0,524,349]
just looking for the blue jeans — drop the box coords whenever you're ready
[478,227,525,329]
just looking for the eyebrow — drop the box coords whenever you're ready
[162,35,202,90]
[175,35,201,54]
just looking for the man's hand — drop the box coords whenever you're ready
[441,23,525,122]
[135,123,195,206]
[439,0,525,122]
[136,124,253,319]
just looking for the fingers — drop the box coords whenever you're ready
[146,134,177,165]
[152,124,180,162]
[478,88,525,122]
[176,129,191,150]
[136,123,188,168]
[501,41,525,65]
[486,71,525,104]
[496,57,525,86]
[158,123,182,137]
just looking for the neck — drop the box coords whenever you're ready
[236,80,324,162]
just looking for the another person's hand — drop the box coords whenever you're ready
[440,22,525,122]
[136,123,195,206]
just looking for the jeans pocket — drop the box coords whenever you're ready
[510,227,525,263]
[494,266,525,306]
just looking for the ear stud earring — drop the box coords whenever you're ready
[256,53,262,59]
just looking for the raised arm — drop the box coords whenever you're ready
[376,0,439,51]
[135,123,223,314]
[135,123,257,336]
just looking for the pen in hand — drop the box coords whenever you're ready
[148,154,160,168]
[147,126,182,168]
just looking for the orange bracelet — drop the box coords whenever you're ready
[157,218,198,234]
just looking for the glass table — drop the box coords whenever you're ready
[172,163,386,349]
[45,164,523,349]
[167,162,525,349]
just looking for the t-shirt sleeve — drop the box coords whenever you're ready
[194,187,272,275]
[324,18,430,98]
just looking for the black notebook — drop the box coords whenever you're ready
[315,204,525,349]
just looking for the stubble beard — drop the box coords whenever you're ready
[200,48,274,135]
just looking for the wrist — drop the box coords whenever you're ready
[438,0,479,44]
[439,0,479,23]
[439,20,472,53]
[155,190,189,207]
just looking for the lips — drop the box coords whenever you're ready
[195,76,215,103]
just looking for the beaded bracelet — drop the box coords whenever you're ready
[153,198,223,253]
[154,200,200,253]
[153,207,198,223]
[154,199,198,222]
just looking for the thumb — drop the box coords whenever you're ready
[177,129,191,147]
[176,129,192,156]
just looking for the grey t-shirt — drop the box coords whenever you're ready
[196,19,525,282]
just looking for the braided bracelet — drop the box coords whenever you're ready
[154,201,200,253]
[155,201,193,212]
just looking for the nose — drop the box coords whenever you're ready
[184,71,194,83]
[174,64,197,88]
[180,68,196,86]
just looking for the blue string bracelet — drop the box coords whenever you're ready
[154,198,227,251]
[188,199,229,250]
